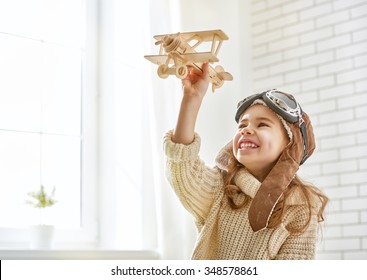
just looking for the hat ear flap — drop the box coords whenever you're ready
[302,111,316,164]
[248,112,315,232]
[215,141,233,172]
[248,148,300,232]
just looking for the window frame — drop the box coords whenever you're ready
[0,0,99,249]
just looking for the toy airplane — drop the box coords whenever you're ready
[144,29,233,92]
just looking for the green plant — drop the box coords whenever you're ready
[26,185,57,208]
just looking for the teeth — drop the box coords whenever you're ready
[240,142,258,149]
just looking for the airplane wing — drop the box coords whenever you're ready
[145,52,219,65]
[180,52,219,63]
[153,29,228,42]
[144,55,168,65]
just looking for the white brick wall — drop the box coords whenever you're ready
[250,0,367,259]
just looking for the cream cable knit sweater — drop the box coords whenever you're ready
[164,130,320,260]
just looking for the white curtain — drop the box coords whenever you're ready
[146,0,197,259]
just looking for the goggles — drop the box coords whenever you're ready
[235,89,309,164]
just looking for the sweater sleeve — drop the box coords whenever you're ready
[163,130,223,226]
[274,206,319,260]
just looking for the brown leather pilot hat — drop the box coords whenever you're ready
[215,91,315,232]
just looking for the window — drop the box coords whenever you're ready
[0,0,97,246]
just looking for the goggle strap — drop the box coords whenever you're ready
[299,120,308,165]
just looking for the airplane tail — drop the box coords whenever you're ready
[215,65,233,81]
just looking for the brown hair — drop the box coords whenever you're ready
[223,154,328,234]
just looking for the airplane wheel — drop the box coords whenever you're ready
[175,65,188,79]
[157,64,169,79]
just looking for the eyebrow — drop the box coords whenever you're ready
[239,116,275,124]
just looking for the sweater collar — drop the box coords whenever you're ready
[233,168,261,199]
[233,168,308,206]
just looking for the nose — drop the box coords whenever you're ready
[240,124,254,135]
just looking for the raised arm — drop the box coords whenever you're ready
[172,63,210,144]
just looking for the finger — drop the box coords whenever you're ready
[202,63,210,81]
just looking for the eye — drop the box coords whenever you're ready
[238,123,248,130]
[258,122,269,127]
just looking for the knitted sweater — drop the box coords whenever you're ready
[164,130,320,260]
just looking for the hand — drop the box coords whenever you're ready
[181,63,210,101]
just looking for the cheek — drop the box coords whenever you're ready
[232,133,240,151]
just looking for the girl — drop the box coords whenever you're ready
[163,63,328,260]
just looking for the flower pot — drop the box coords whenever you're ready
[29,225,55,249]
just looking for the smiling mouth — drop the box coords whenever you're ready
[239,141,259,150]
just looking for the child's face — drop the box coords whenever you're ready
[232,104,289,181]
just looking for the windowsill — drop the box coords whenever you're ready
[0,249,160,260]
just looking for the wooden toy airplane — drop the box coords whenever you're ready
[144,29,233,92]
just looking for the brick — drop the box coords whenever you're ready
[322,160,358,174]
[312,174,339,188]
[355,106,367,119]
[251,1,266,13]
[317,34,351,52]
[343,225,367,237]
[253,68,268,80]
[253,29,282,46]
[268,36,299,53]
[321,134,355,150]
[295,90,318,104]
[252,52,282,68]
[269,59,299,75]
[322,225,342,239]
[300,27,333,44]
[316,252,342,260]
[251,22,267,36]
[302,75,335,92]
[267,0,294,8]
[363,237,367,250]
[283,20,314,37]
[299,164,321,176]
[319,109,354,125]
[276,83,301,95]
[338,119,367,134]
[361,185,367,196]
[314,124,338,138]
[282,0,313,14]
[351,3,367,18]
[301,51,334,67]
[284,44,315,60]
[337,67,367,84]
[340,145,367,160]
[251,7,282,24]
[299,3,333,21]
[316,10,349,28]
[356,79,367,93]
[360,159,367,170]
[355,53,367,67]
[252,45,267,57]
[319,84,354,101]
[305,99,336,115]
[336,41,367,59]
[353,28,367,43]
[318,58,353,75]
[335,17,367,35]
[324,186,358,199]
[324,238,360,251]
[344,251,367,260]
[327,212,359,225]
[252,75,283,92]
[362,211,367,223]
[341,172,367,186]
[267,13,298,30]
[337,93,367,109]
[357,132,367,144]
[333,0,367,11]
[285,67,317,83]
